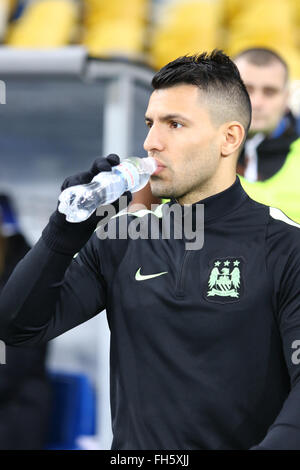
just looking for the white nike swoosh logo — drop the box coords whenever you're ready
[135,267,168,281]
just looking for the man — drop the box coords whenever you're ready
[234,48,300,223]
[1,51,300,450]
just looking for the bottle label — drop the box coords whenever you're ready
[117,162,140,189]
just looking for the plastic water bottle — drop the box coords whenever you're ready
[58,156,157,223]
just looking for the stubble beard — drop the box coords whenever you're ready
[150,177,175,199]
[150,174,204,201]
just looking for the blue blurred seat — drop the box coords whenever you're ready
[45,370,97,450]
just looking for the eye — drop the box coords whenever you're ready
[170,121,183,129]
[145,121,152,128]
[263,87,278,97]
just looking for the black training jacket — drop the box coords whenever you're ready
[1,177,300,450]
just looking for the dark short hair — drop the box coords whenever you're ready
[151,50,252,136]
[234,47,289,83]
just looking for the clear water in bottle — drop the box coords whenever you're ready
[58,156,157,223]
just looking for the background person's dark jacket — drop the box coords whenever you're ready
[237,112,299,181]
[0,232,51,450]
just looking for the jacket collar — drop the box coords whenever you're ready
[169,176,248,224]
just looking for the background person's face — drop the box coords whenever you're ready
[235,58,289,135]
[143,84,222,202]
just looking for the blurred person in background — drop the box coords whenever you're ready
[0,194,51,449]
[235,48,300,224]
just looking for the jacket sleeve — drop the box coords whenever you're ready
[0,232,107,346]
[251,229,300,450]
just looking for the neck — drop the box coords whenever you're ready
[176,167,237,205]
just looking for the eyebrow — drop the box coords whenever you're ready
[245,83,283,92]
[145,113,192,124]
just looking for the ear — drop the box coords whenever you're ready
[220,121,245,157]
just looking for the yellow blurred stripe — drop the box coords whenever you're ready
[6,0,79,47]
[150,0,223,70]
[81,0,148,58]
[224,0,300,79]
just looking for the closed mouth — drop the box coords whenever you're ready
[153,164,166,175]
[152,159,167,175]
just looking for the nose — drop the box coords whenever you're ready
[250,90,265,111]
[143,125,165,153]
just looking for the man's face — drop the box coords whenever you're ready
[235,58,288,134]
[143,84,223,201]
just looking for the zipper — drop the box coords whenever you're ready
[175,250,194,297]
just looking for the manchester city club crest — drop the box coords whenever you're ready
[204,257,244,303]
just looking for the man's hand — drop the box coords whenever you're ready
[60,154,120,191]
[42,155,132,255]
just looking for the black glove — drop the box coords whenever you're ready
[42,154,132,255]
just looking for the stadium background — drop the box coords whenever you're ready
[0,0,300,450]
